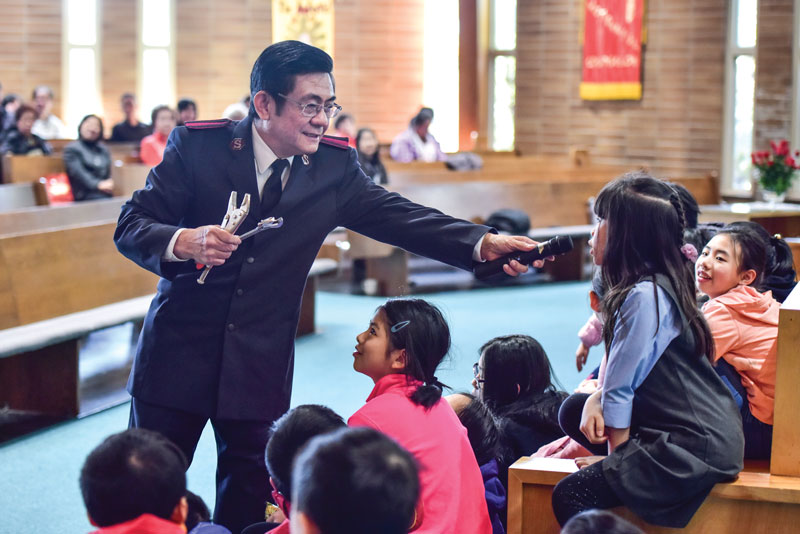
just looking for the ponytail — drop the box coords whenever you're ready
[380,299,451,410]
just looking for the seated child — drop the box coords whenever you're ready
[560,510,644,534]
[448,393,507,534]
[696,224,780,459]
[242,404,346,534]
[289,426,420,534]
[79,428,189,534]
[476,334,567,461]
[552,173,743,528]
[186,491,231,534]
[348,298,492,534]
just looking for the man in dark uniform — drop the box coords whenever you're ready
[114,40,538,533]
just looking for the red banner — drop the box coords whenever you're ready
[580,0,644,100]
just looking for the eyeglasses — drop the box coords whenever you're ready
[472,362,484,387]
[278,93,342,119]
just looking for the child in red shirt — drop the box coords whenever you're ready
[348,298,492,534]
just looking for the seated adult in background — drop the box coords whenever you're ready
[390,107,447,163]
[475,335,567,476]
[64,114,115,201]
[0,93,21,136]
[139,105,176,167]
[177,98,198,126]
[223,95,251,120]
[109,93,151,143]
[330,113,356,147]
[31,85,70,139]
[290,426,420,534]
[241,404,346,534]
[0,104,52,156]
[356,127,387,184]
[79,428,188,534]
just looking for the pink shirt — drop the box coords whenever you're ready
[702,285,779,425]
[90,514,184,534]
[349,374,492,534]
[139,132,168,167]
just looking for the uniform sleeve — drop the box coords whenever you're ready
[602,283,682,428]
[114,128,194,279]
[701,300,740,363]
[334,148,490,271]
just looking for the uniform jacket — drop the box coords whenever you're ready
[114,116,488,420]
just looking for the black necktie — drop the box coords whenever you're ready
[261,158,288,214]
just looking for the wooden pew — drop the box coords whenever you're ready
[0,182,48,212]
[506,283,800,534]
[2,154,65,184]
[110,163,150,198]
[343,174,715,295]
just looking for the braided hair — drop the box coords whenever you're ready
[379,298,450,409]
[594,171,714,363]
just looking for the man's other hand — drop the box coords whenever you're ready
[174,225,242,266]
[480,233,542,276]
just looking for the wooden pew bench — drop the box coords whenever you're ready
[0,182,47,212]
[0,213,335,424]
[0,295,153,419]
[506,283,800,534]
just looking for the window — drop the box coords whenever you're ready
[139,0,175,124]
[64,0,102,132]
[722,0,758,194]
[423,0,460,153]
[488,0,516,151]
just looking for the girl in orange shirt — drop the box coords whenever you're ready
[696,224,783,459]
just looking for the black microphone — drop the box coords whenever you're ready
[473,235,575,280]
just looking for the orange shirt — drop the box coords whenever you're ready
[139,132,169,167]
[702,285,779,425]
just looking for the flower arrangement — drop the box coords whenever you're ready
[751,140,800,197]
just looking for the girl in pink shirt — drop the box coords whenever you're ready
[696,224,782,459]
[348,298,492,534]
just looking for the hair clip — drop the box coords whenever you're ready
[774,233,782,240]
[680,243,698,263]
[390,320,410,333]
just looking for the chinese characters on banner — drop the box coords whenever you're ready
[272,0,334,56]
[580,0,644,100]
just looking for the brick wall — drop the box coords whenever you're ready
[516,0,729,180]
[753,0,794,153]
[0,0,63,116]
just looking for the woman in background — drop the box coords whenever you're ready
[63,114,114,201]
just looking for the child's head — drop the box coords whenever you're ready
[184,491,210,531]
[696,225,766,299]
[477,334,558,410]
[593,172,714,361]
[265,405,346,516]
[290,426,420,534]
[561,509,644,534]
[354,298,450,408]
[79,428,188,528]
[589,270,605,314]
[452,394,500,466]
[726,221,796,288]
[593,171,688,278]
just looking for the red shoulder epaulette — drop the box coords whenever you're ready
[320,135,349,149]
[185,119,231,130]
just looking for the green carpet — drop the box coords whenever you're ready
[0,282,593,532]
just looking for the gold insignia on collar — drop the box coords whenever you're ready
[302,154,310,165]
[230,138,244,151]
